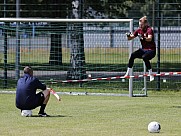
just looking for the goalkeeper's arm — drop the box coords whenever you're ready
[144,35,153,42]
[138,34,153,42]
[126,32,135,40]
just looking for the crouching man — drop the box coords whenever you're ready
[16,66,50,117]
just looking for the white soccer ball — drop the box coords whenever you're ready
[21,110,32,117]
[148,121,161,133]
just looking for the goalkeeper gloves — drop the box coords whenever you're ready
[125,32,132,37]
[138,34,145,41]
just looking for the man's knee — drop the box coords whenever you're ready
[130,53,136,60]
[142,54,149,61]
[42,89,50,98]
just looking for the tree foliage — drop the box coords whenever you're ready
[1,0,181,21]
[1,0,135,18]
[83,0,135,18]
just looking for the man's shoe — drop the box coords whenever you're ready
[124,68,132,78]
[149,75,154,81]
[38,113,50,117]
[148,69,154,81]
[123,74,129,78]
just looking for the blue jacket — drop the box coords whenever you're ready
[16,74,46,109]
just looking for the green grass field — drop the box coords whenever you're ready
[0,91,181,136]
[1,47,181,64]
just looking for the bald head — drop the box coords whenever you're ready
[24,66,33,76]
[139,16,148,23]
[139,16,148,30]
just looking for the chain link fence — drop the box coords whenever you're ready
[0,1,181,91]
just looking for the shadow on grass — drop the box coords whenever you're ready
[31,114,72,118]
[172,106,181,108]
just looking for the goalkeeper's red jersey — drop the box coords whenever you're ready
[133,26,156,51]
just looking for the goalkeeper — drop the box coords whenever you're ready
[124,16,156,81]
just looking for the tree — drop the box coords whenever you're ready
[66,0,86,80]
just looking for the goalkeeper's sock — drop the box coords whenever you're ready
[124,67,132,77]
[148,69,154,81]
[39,104,46,114]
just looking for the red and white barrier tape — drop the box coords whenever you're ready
[47,88,61,101]
[51,72,181,83]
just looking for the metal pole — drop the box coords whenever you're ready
[178,14,180,26]
[15,0,20,80]
[3,0,7,88]
[129,19,134,97]
[110,25,114,47]
[143,63,147,96]
[152,0,155,28]
[157,0,161,91]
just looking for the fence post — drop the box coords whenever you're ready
[129,19,134,97]
[156,0,161,91]
[15,0,20,80]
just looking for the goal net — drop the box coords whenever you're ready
[0,18,147,97]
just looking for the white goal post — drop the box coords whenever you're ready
[0,18,147,97]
